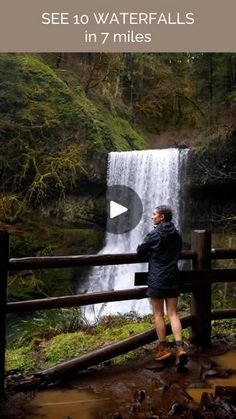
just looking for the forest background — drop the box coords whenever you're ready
[0,52,236,295]
[1,52,236,373]
[1,52,236,295]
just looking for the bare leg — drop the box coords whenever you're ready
[165,297,182,342]
[150,298,166,341]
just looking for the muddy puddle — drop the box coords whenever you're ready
[186,348,236,403]
[25,388,113,419]
[2,342,236,418]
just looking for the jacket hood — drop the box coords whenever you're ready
[154,221,178,239]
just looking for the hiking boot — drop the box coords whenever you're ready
[154,346,172,361]
[176,347,188,367]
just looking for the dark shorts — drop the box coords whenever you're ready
[147,287,180,299]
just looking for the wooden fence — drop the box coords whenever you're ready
[0,229,236,394]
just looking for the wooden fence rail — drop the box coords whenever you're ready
[8,249,195,271]
[6,269,236,313]
[0,229,236,395]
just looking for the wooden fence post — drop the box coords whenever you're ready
[190,230,212,347]
[0,230,9,395]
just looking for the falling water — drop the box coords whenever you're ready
[81,148,189,322]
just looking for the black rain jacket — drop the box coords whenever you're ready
[136,221,182,290]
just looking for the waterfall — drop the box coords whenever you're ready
[81,148,189,322]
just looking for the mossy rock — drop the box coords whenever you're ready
[0,53,146,219]
[0,54,79,141]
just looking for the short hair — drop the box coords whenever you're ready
[155,205,173,222]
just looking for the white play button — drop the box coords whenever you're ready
[110,200,128,219]
[106,185,143,234]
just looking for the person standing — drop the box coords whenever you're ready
[137,205,188,367]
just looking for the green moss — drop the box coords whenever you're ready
[6,314,153,373]
[0,53,145,219]
[0,54,79,140]
[97,106,145,151]
[6,344,36,373]
[43,332,98,366]
[71,92,145,176]
[6,313,236,375]
[94,321,152,342]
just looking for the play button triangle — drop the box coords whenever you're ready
[110,200,128,219]
[106,185,143,234]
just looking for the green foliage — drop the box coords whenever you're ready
[0,54,79,139]
[10,233,47,257]
[211,319,236,339]
[70,89,145,173]
[8,308,86,346]
[0,194,24,223]
[0,53,145,221]
[91,316,152,341]
[56,196,106,225]
[8,228,77,300]
[5,312,236,375]
[178,294,192,312]
[43,332,97,366]
[192,53,236,104]
[26,144,87,206]
[1,52,236,222]
[122,53,203,132]
[39,268,74,297]
[211,283,236,309]
[8,267,74,301]
[8,271,44,300]
[7,217,105,302]
[5,313,152,373]
[5,344,36,373]
[98,107,145,151]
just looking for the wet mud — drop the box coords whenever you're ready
[1,340,236,418]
